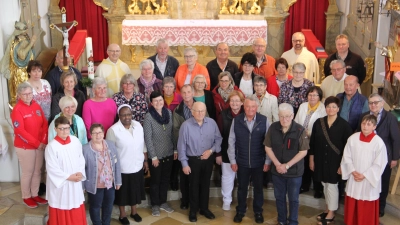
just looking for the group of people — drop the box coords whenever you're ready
[9,33,398,225]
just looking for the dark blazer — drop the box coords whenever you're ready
[233,71,258,90]
[204,90,216,120]
[148,54,180,80]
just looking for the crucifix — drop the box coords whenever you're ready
[49,7,78,72]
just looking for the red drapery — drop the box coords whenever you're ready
[284,0,330,51]
[59,0,108,62]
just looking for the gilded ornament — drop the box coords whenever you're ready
[249,0,261,15]
[128,0,142,14]
[364,57,374,83]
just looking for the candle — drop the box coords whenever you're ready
[85,37,93,59]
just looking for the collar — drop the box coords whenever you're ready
[370,108,384,116]
[156,54,168,63]
[55,135,71,145]
[116,119,136,131]
[107,57,119,65]
[57,66,73,73]
[360,132,376,143]
[189,116,207,125]
[308,102,320,114]
[244,114,257,122]
[334,73,347,82]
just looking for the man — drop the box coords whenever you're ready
[95,43,131,96]
[324,34,366,85]
[357,93,400,217]
[336,75,369,132]
[249,38,276,80]
[148,38,179,80]
[45,49,85,95]
[178,102,222,222]
[264,103,309,225]
[281,32,319,83]
[206,42,239,91]
[320,59,348,99]
[228,96,271,224]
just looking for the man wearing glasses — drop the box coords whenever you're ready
[320,59,352,100]
[250,37,277,80]
[95,43,131,96]
[357,93,400,218]
[281,32,319,83]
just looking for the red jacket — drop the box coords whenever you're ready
[266,74,293,97]
[239,54,277,80]
[164,92,183,112]
[212,85,242,129]
[11,99,48,149]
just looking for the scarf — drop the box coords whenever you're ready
[149,106,170,129]
[92,140,113,189]
[218,84,234,102]
[140,74,156,100]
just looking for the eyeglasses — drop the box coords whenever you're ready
[230,100,242,103]
[331,67,344,72]
[123,82,135,86]
[368,100,382,105]
[308,94,319,98]
[184,55,195,59]
[293,71,305,75]
[243,63,254,68]
[57,126,70,131]
[20,92,33,97]
[194,82,205,85]
[279,114,293,120]
[91,131,104,136]
[219,80,230,83]
[253,44,266,48]
[108,50,121,53]
[192,109,206,113]
[292,39,304,43]
[326,105,338,109]
[254,84,265,87]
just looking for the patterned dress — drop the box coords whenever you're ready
[278,79,314,113]
[112,91,148,124]
[31,79,52,121]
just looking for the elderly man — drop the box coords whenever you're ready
[264,103,309,225]
[336,75,369,132]
[228,96,271,224]
[45,49,85,95]
[249,38,276,80]
[206,42,239,91]
[320,59,348,99]
[357,93,400,217]
[95,43,131,96]
[281,32,319,83]
[178,101,222,222]
[324,34,366,84]
[148,38,179,80]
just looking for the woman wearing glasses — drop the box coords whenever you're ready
[137,59,163,103]
[192,74,215,119]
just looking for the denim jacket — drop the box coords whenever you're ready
[82,140,122,194]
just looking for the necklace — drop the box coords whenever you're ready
[29,80,41,91]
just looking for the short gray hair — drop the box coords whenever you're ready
[139,59,155,71]
[59,95,78,111]
[292,62,306,72]
[278,103,294,114]
[244,96,259,106]
[330,59,345,68]
[183,47,198,57]
[192,74,207,89]
[162,77,176,90]
[17,81,33,94]
[92,77,107,90]
[181,84,194,92]
[369,93,384,101]
[119,74,139,93]
[156,38,169,47]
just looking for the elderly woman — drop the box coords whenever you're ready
[175,47,210,93]
[26,60,52,121]
[11,82,48,208]
[212,71,242,127]
[162,76,182,112]
[252,76,279,123]
[309,96,352,224]
[83,123,122,225]
[267,58,293,97]
[219,90,244,211]
[50,71,86,121]
[233,53,258,97]
[48,96,87,144]
[45,116,86,225]
[294,86,326,197]
[112,74,148,124]
[82,77,117,139]
[137,59,163,103]
[192,74,216,119]
[144,91,176,216]
[106,105,147,224]
[278,62,314,116]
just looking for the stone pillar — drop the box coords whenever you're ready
[47,0,63,49]
[325,0,343,55]
[265,14,289,58]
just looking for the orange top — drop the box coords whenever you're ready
[239,54,277,80]
[175,63,210,93]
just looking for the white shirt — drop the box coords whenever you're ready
[294,102,327,137]
[253,92,279,123]
[239,78,253,97]
[156,55,167,77]
[281,47,319,83]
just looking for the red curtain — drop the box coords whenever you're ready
[284,0,330,51]
[59,0,108,62]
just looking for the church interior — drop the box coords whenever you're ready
[1,0,400,224]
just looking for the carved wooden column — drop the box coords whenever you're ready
[325,0,343,54]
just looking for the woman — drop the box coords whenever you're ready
[50,71,86,121]
[175,47,210,93]
[137,59,163,103]
[267,58,293,97]
[144,91,176,216]
[278,62,314,116]
[45,116,86,225]
[252,75,279,123]
[219,90,244,211]
[26,60,52,121]
[192,74,216,119]
[106,105,147,224]
[212,71,241,128]
[83,77,117,139]
[112,74,148,124]
[48,96,88,145]
[83,123,122,225]
[309,96,353,225]
[294,86,326,197]
[233,53,258,97]
[11,82,48,208]
[162,76,182,112]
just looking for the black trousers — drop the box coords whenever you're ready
[149,155,173,206]
[170,159,180,186]
[380,163,392,213]
[179,163,190,204]
[188,154,215,213]
[302,152,322,193]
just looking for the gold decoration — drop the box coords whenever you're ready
[128,0,142,14]
[129,46,136,63]
[249,0,261,15]
[150,0,161,13]
[364,57,374,83]
[157,0,168,14]
[141,0,155,15]
[282,0,297,12]
[229,0,239,14]
[220,0,230,14]
[60,7,66,13]
[235,0,250,15]
[319,58,326,82]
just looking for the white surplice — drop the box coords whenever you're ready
[341,132,387,201]
[45,135,86,209]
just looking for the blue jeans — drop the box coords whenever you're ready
[88,187,115,225]
[272,175,302,225]
[236,166,264,214]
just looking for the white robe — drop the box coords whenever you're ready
[281,47,319,83]
[341,133,387,201]
[45,135,86,209]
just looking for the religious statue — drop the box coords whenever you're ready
[51,21,77,57]
[375,26,400,84]
[0,21,36,104]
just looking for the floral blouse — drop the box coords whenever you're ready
[112,91,148,124]
[278,78,314,111]
[31,79,52,121]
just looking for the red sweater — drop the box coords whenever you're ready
[212,85,242,129]
[11,99,48,149]
[266,74,293,97]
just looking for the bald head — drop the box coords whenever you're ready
[107,43,122,63]
[292,32,305,51]
[344,75,360,97]
[56,49,71,67]
[191,102,207,122]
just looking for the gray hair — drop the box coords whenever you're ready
[216,42,229,50]
[183,47,198,57]
[278,103,294,114]
[162,77,176,90]
[218,71,235,86]
[244,95,259,106]
[253,75,266,85]
[139,59,155,71]
[369,93,384,101]
[92,77,107,90]
[17,81,33,94]
[192,74,208,89]
[181,84,194,92]
[59,95,78,111]
[330,59,345,68]
[292,62,306,72]
[119,74,139,93]
[156,38,169,47]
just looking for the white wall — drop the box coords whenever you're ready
[38,0,51,47]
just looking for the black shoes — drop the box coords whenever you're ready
[189,212,197,222]
[130,213,142,222]
[180,202,189,209]
[379,211,385,217]
[299,188,309,194]
[254,213,264,224]
[233,212,245,223]
[170,183,178,191]
[119,217,130,225]
[314,191,323,199]
[199,209,215,219]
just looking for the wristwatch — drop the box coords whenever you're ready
[285,164,290,170]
